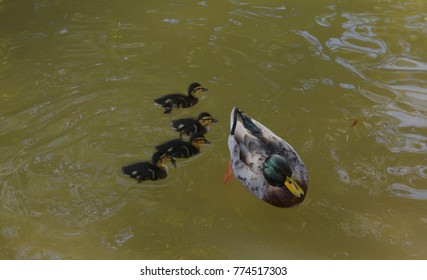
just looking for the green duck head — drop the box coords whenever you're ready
[263,154,305,198]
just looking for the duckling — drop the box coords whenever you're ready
[154,82,208,114]
[170,112,218,138]
[155,132,211,166]
[224,107,309,208]
[122,152,170,183]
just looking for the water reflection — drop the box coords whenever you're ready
[319,6,427,158]
[378,55,427,71]
[388,184,427,200]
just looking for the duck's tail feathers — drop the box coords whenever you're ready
[230,107,239,135]
[231,107,262,136]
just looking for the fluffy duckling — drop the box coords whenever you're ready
[170,112,218,138]
[225,107,309,208]
[154,82,208,114]
[122,152,170,183]
[155,132,211,166]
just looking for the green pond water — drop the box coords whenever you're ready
[1,0,427,259]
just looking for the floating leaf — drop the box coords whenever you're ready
[351,119,359,127]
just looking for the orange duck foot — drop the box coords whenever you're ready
[223,160,233,183]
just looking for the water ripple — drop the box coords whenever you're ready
[387,184,427,200]
[315,12,337,27]
[376,55,427,71]
[229,3,285,20]
[294,30,330,61]
[326,31,388,59]
[387,165,427,178]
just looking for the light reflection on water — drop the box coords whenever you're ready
[1,0,427,259]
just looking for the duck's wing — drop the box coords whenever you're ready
[170,118,196,132]
[251,118,309,186]
[155,139,182,152]
[228,110,269,199]
[122,161,157,182]
[154,93,187,106]
[156,139,197,158]
[228,141,268,199]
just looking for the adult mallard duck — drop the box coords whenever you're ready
[154,82,208,114]
[170,112,218,138]
[224,107,309,208]
[122,151,170,183]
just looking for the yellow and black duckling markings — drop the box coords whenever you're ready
[123,81,218,182]
[170,112,218,138]
[123,82,217,182]
[122,129,215,183]
[155,132,211,167]
[154,82,208,114]
[122,152,170,183]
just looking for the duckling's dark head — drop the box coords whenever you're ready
[188,82,208,97]
[263,154,305,198]
[197,112,218,126]
[190,132,211,147]
[152,151,169,167]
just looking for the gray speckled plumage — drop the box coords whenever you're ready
[227,107,309,207]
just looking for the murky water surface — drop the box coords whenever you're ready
[1,0,427,259]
